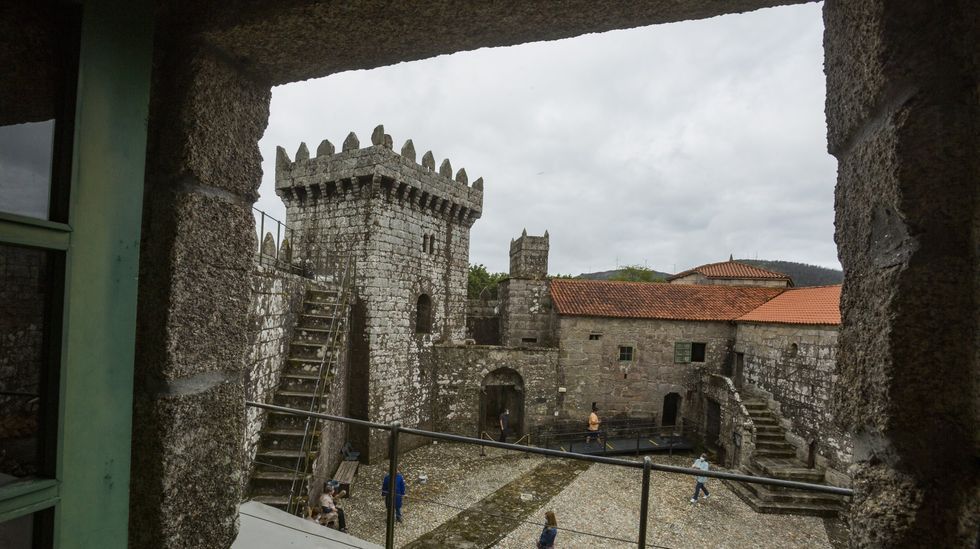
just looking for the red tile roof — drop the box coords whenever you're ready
[736,285,841,325]
[668,260,791,282]
[550,279,783,321]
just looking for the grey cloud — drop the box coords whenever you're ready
[256,3,838,276]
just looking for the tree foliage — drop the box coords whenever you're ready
[468,264,507,299]
[609,265,665,283]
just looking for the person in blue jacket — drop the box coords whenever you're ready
[381,467,407,522]
[537,511,558,548]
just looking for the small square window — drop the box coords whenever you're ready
[589,333,602,341]
[521,337,537,344]
[691,342,706,362]
[619,346,634,361]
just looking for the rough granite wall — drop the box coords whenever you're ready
[499,278,555,348]
[131,41,271,548]
[241,262,319,484]
[735,322,851,477]
[824,1,979,545]
[509,231,549,278]
[276,128,482,461]
[557,316,733,422]
[429,344,559,436]
[466,298,500,345]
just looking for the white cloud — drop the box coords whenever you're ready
[256,3,838,276]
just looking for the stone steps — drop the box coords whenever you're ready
[726,479,842,518]
[250,494,291,511]
[733,398,844,517]
[247,282,351,508]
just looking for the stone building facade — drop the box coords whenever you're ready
[275,125,482,461]
[556,315,732,422]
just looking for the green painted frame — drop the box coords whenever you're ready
[0,0,153,546]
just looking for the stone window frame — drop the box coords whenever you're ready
[588,333,602,341]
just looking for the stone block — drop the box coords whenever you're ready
[147,48,271,199]
[138,191,255,383]
[129,378,244,548]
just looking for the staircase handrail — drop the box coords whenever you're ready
[286,251,355,514]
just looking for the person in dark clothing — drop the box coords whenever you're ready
[499,407,510,443]
[381,468,407,522]
[537,510,558,549]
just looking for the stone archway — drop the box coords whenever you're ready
[479,368,525,439]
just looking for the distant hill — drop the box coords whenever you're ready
[737,259,843,287]
[577,260,842,287]
[577,268,671,281]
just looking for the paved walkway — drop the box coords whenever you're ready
[402,458,590,548]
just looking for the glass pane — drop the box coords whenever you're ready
[0,121,55,220]
[0,508,53,549]
[0,511,33,549]
[0,244,58,486]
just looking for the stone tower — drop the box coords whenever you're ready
[500,230,555,347]
[509,229,549,279]
[275,125,483,460]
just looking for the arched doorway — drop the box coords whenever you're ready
[479,368,524,439]
[662,392,681,426]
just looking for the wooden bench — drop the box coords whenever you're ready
[333,460,359,497]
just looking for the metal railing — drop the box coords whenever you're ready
[253,208,308,276]
[285,252,356,514]
[246,401,853,549]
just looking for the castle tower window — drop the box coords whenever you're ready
[415,294,432,334]
[589,333,602,341]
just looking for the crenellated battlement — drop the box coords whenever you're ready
[275,124,483,227]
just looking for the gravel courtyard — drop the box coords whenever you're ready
[338,443,839,548]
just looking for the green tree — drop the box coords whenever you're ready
[610,265,665,283]
[468,264,507,299]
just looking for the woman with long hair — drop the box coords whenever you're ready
[537,510,558,549]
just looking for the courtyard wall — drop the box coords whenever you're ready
[429,344,559,436]
[557,316,734,422]
[735,321,851,483]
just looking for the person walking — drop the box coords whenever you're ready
[586,404,601,445]
[537,511,558,549]
[381,467,407,522]
[498,407,510,443]
[690,453,710,503]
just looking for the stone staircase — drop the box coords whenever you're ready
[725,399,845,517]
[247,286,349,511]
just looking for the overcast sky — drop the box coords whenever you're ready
[256,3,837,276]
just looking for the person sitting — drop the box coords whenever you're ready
[315,481,348,533]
